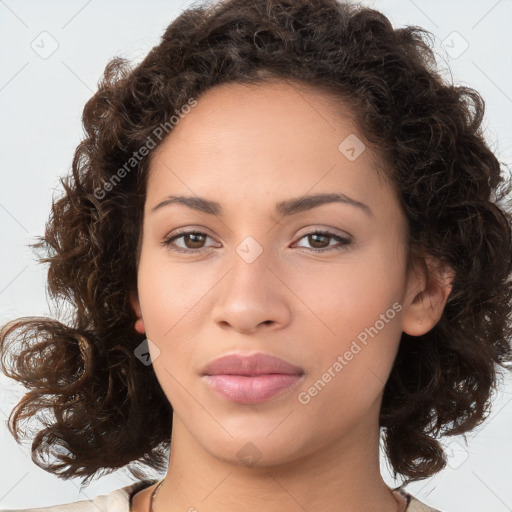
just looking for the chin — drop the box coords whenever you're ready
[199,430,314,469]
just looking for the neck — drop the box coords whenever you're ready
[153,413,403,512]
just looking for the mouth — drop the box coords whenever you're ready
[201,352,305,404]
[203,373,305,403]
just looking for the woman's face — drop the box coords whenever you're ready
[133,80,423,467]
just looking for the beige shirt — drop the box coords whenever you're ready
[1,479,442,512]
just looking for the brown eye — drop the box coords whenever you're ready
[182,233,206,249]
[294,230,352,252]
[163,230,218,252]
[307,233,330,249]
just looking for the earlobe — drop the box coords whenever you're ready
[134,317,146,334]
[401,256,453,337]
[129,291,146,334]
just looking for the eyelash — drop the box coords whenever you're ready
[162,229,352,254]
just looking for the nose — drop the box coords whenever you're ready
[210,247,292,335]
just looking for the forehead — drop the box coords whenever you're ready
[159,79,359,153]
[146,79,396,217]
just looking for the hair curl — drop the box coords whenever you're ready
[1,0,511,486]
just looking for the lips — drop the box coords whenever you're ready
[201,353,305,404]
[201,352,304,376]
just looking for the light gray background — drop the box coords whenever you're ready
[1,0,511,510]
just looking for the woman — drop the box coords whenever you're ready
[1,0,511,511]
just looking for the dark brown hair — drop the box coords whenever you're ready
[1,0,511,487]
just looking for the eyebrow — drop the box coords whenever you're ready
[151,192,373,218]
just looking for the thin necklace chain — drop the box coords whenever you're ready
[149,479,406,512]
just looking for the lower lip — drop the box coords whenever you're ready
[204,374,304,403]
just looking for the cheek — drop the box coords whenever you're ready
[136,243,233,389]
[294,276,403,432]
[137,244,211,336]
[291,247,405,397]
[290,247,404,341]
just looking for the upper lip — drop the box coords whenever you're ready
[201,353,304,376]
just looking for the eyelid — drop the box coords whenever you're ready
[295,225,352,241]
[291,229,352,252]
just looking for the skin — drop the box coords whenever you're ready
[130,79,452,512]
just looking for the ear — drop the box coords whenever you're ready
[129,291,145,334]
[401,255,454,336]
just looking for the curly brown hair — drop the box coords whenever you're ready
[1,0,511,487]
